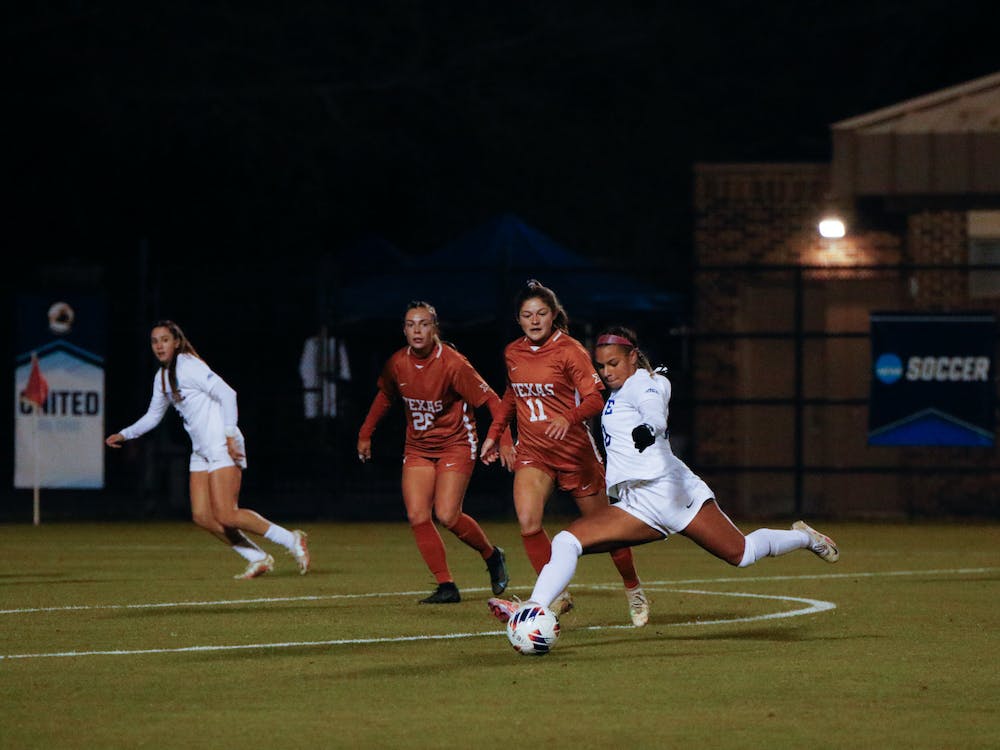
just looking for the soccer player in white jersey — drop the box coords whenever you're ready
[105,320,310,579]
[487,325,838,628]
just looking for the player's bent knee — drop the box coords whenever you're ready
[191,512,217,531]
[435,510,461,528]
[551,530,583,556]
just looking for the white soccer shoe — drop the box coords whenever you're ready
[552,589,574,616]
[793,521,840,563]
[627,585,650,627]
[234,554,275,580]
[290,529,311,575]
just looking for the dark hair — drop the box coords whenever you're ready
[152,320,201,402]
[513,279,569,333]
[595,325,653,373]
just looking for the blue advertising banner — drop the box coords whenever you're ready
[14,295,107,488]
[869,312,996,446]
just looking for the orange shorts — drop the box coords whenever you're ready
[403,444,476,476]
[513,446,605,498]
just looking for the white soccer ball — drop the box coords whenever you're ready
[505,602,560,656]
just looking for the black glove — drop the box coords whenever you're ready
[632,424,656,453]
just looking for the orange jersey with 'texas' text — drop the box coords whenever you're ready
[376,342,498,457]
[498,330,605,469]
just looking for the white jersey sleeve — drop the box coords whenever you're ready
[119,373,171,440]
[635,373,670,437]
[206,371,239,436]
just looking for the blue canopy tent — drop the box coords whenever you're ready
[335,214,685,327]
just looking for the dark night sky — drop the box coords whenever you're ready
[7,1,1000,278]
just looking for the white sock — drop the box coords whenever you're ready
[530,531,583,607]
[739,528,810,567]
[232,544,267,563]
[264,524,296,551]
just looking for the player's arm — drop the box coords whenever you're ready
[357,364,399,462]
[482,384,517,468]
[632,379,668,453]
[357,390,393,462]
[106,381,169,447]
[544,347,605,440]
[206,372,240,435]
[449,357,513,463]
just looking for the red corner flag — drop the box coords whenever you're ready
[21,353,49,409]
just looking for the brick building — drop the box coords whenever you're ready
[693,71,1000,519]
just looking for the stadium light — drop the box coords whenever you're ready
[818,216,847,238]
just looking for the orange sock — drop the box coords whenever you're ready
[521,529,552,574]
[610,547,640,589]
[411,520,452,584]
[448,513,494,559]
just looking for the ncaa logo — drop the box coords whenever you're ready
[874,353,903,384]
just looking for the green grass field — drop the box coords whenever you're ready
[1,519,998,749]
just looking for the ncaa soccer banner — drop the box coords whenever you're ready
[869,312,996,446]
[14,295,107,488]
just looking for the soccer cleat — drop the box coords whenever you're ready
[419,582,461,604]
[234,554,274,580]
[290,529,311,575]
[793,520,840,563]
[551,589,574,616]
[487,596,519,624]
[485,546,509,595]
[627,585,650,627]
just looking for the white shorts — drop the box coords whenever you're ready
[610,472,714,536]
[189,430,247,473]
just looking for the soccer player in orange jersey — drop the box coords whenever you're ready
[357,301,509,603]
[480,280,648,626]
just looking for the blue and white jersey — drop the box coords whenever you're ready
[601,368,689,498]
[120,353,239,459]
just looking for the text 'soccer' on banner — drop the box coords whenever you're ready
[14,295,107,488]
[869,312,996,446]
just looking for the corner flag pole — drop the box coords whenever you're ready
[21,352,49,527]
[32,403,40,526]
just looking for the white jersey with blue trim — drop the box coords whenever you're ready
[120,353,239,459]
[601,368,689,498]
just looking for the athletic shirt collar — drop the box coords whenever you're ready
[407,342,443,365]
[527,329,562,352]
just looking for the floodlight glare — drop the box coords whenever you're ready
[818,217,846,238]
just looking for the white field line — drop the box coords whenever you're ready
[1,566,993,616]
[0,567,992,661]
[0,589,834,660]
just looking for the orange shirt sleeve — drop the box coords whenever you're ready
[449,352,496,408]
[358,389,393,439]
[559,339,605,424]
[486,384,516,442]
[359,357,398,439]
[563,340,605,400]
[563,390,605,425]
